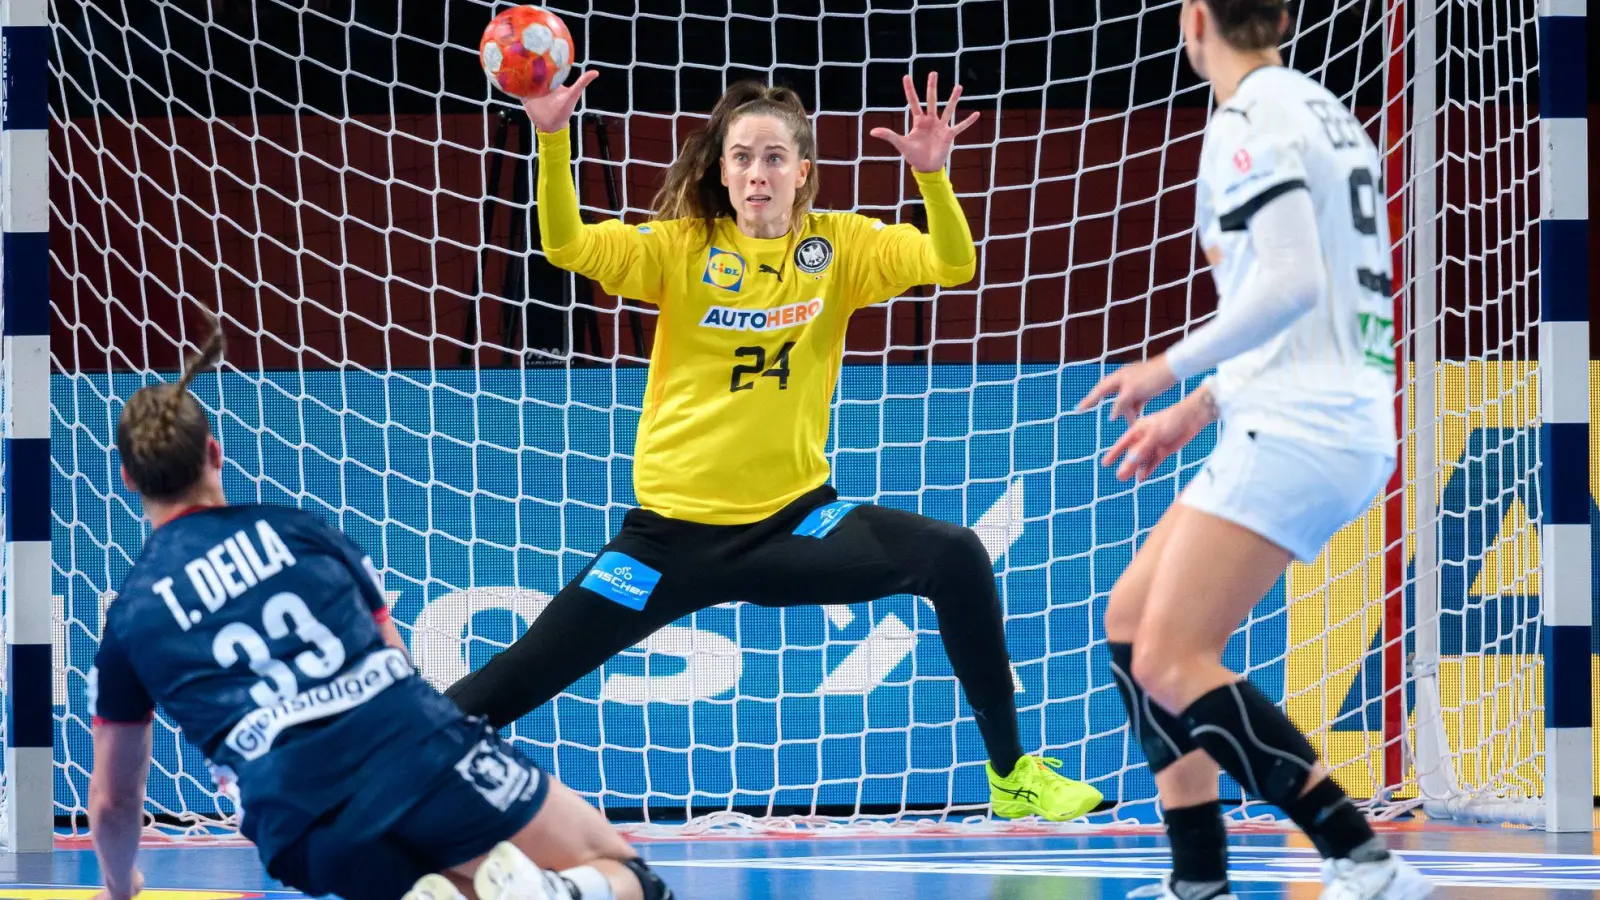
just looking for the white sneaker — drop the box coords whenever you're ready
[473,841,576,900]
[1320,854,1433,900]
[1126,874,1238,900]
[403,874,467,900]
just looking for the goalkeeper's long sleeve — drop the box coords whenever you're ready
[912,168,978,285]
[535,126,673,305]
[533,128,978,309]
[844,168,977,307]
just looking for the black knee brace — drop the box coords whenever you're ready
[1108,642,1199,774]
[623,858,674,900]
[1182,680,1319,806]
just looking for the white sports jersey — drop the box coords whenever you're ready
[1194,66,1396,456]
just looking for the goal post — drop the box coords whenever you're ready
[6,0,1591,846]
[1378,0,1592,832]
[2,0,56,854]
[1532,0,1592,835]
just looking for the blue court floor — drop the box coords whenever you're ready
[1,823,1597,899]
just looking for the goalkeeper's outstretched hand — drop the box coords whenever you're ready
[871,72,979,174]
[524,69,599,134]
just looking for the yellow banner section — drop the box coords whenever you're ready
[1284,361,1595,799]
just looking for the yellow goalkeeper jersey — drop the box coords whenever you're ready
[536,127,976,524]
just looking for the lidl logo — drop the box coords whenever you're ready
[702,247,745,292]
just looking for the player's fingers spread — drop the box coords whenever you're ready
[1115,399,1146,426]
[942,84,964,124]
[1116,442,1143,481]
[1076,375,1116,411]
[901,74,922,113]
[1121,454,1140,482]
[1147,441,1175,477]
[951,110,981,136]
[870,128,905,153]
[1138,445,1169,481]
[1126,434,1157,481]
[1103,430,1134,468]
[1110,395,1133,423]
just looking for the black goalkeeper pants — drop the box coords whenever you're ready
[445,485,1025,770]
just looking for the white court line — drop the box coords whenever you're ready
[650,845,1600,891]
[654,845,1600,863]
[651,858,1600,891]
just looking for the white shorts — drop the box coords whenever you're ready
[1179,425,1395,563]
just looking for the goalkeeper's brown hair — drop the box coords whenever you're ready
[653,80,819,244]
[117,317,226,502]
[1202,0,1290,51]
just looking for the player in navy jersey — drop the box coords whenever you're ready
[88,320,674,900]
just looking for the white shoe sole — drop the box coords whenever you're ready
[403,874,466,900]
[474,842,563,900]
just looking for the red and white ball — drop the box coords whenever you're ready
[479,6,574,100]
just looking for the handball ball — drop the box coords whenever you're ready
[479,6,574,100]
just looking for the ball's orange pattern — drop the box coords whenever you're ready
[478,6,573,100]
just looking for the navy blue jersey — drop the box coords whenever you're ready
[91,504,464,863]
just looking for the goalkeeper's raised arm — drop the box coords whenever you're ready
[526,70,977,305]
[446,71,1106,823]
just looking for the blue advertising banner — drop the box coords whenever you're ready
[55,364,1268,818]
[41,360,1600,822]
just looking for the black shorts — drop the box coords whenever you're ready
[447,484,1000,727]
[266,718,549,900]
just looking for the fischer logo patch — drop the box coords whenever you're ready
[581,552,661,610]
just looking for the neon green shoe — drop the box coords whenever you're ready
[987,755,1104,821]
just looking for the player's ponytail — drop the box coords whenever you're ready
[652,79,820,244]
[116,314,226,502]
[1204,0,1290,51]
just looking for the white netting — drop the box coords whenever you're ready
[1384,0,1548,822]
[31,0,1549,838]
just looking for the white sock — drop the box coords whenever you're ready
[559,865,616,900]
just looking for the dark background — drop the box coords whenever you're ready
[49,0,1583,373]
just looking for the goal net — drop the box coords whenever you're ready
[25,0,1573,840]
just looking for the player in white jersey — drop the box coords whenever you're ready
[1078,2,1432,900]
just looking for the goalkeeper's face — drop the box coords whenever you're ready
[721,114,812,237]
